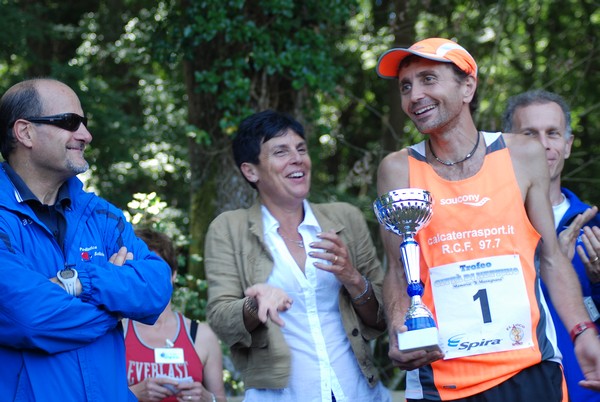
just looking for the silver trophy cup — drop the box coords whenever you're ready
[373,188,440,352]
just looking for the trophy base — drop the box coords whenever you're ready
[397,327,441,353]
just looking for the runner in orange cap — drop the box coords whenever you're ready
[375,37,600,401]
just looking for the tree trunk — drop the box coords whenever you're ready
[378,0,416,155]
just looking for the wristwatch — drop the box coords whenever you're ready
[57,266,79,297]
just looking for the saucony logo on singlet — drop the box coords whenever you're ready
[439,194,491,207]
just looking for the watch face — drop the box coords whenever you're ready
[60,269,76,279]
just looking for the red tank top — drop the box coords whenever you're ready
[125,312,204,402]
[405,132,562,400]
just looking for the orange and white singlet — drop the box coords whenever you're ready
[125,313,204,402]
[405,132,561,400]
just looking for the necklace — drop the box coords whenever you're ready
[429,131,481,166]
[277,228,304,248]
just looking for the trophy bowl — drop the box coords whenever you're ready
[373,188,433,238]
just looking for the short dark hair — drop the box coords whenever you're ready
[232,109,305,189]
[0,79,44,160]
[502,89,572,138]
[397,55,479,114]
[135,228,178,274]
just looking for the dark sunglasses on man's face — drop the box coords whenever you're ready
[22,113,88,132]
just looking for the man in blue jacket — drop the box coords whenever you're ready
[503,89,600,402]
[0,78,173,401]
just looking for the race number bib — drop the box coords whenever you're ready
[430,254,533,359]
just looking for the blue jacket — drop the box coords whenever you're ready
[0,163,172,401]
[543,187,600,402]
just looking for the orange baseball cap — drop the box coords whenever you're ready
[376,37,478,80]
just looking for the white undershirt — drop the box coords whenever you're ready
[243,201,389,402]
[552,193,570,230]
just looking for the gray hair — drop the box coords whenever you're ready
[502,89,572,138]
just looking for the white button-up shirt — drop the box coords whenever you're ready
[243,201,390,402]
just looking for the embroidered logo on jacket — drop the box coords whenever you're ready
[79,245,105,261]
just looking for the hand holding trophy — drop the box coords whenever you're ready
[373,188,440,352]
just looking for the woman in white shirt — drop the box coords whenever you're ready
[204,110,391,402]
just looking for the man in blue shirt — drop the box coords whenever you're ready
[503,89,600,402]
[0,78,173,401]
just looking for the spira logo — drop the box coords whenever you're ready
[439,194,491,207]
[447,333,502,351]
[447,334,465,348]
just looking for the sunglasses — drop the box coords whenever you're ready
[22,113,88,132]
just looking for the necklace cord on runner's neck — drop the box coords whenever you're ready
[429,131,481,166]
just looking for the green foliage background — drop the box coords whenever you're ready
[2,0,600,395]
